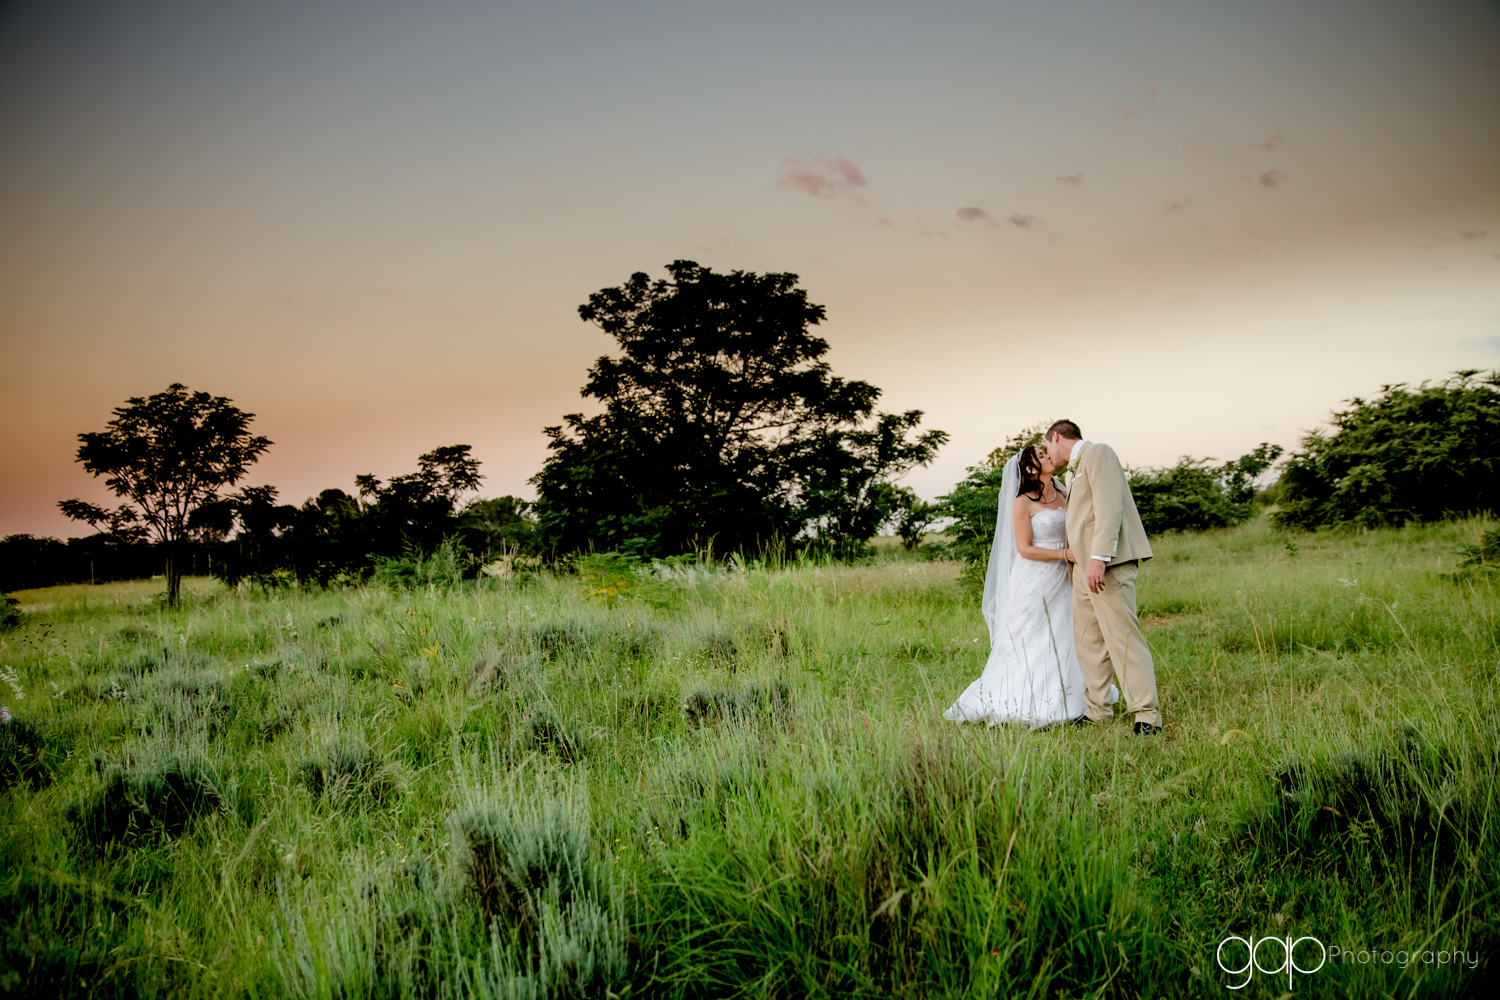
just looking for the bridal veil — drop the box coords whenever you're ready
[980,453,1021,647]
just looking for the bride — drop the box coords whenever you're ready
[944,445,1112,727]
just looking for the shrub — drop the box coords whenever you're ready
[932,461,1007,564]
[1274,370,1500,530]
[451,798,629,996]
[683,678,792,729]
[1128,444,1282,535]
[295,735,402,806]
[67,755,224,851]
[0,717,62,793]
[372,537,467,589]
[1457,527,1500,572]
[517,707,590,763]
[574,552,637,606]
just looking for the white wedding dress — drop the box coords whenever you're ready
[944,506,1108,727]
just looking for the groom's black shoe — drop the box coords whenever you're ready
[1132,722,1162,737]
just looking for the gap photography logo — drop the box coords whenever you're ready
[1214,934,1480,990]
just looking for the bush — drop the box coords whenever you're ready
[451,798,629,996]
[296,735,402,805]
[932,462,1008,564]
[1457,527,1500,573]
[372,537,467,589]
[1274,370,1500,530]
[1129,445,1282,535]
[517,707,591,763]
[682,678,792,729]
[0,598,21,632]
[67,756,224,851]
[0,717,62,793]
[937,437,1281,557]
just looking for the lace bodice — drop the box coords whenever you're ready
[1029,508,1067,549]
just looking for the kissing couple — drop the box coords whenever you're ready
[944,420,1163,736]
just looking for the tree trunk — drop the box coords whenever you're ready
[164,541,181,607]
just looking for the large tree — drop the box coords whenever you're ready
[530,260,946,558]
[1274,371,1500,530]
[60,383,271,605]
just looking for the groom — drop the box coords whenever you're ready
[1045,420,1163,735]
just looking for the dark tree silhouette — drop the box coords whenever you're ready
[60,383,271,605]
[530,261,946,557]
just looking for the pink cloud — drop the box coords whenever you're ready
[956,207,989,223]
[822,155,866,187]
[1056,173,1084,186]
[776,154,869,198]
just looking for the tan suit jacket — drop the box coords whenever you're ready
[1064,441,1152,566]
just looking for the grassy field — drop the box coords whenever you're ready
[1,516,1496,998]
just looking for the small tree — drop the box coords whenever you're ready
[60,384,271,605]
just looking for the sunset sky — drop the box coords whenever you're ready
[2,0,1498,538]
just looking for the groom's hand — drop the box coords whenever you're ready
[1087,558,1108,593]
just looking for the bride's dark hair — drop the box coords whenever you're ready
[1016,446,1049,501]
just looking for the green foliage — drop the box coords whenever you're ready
[58,383,272,605]
[573,551,639,607]
[530,261,946,559]
[682,677,793,729]
[372,537,469,590]
[209,445,532,588]
[0,716,61,793]
[799,410,950,556]
[888,485,940,551]
[984,421,1048,468]
[1456,527,1500,573]
[932,460,1008,565]
[1275,370,1500,530]
[0,597,21,632]
[66,755,225,852]
[1129,443,1282,535]
[451,795,629,995]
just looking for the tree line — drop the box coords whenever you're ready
[4,260,1498,602]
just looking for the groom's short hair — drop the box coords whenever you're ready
[1046,419,1082,441]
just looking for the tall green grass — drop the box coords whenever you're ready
[0,516,1495,997]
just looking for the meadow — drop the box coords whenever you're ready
[0,516,1496,998]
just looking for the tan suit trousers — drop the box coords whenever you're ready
[1072,561,1162,727]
